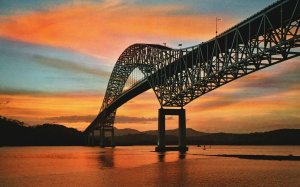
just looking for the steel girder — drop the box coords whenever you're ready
[160,0,300,106]
[85,0,300,133]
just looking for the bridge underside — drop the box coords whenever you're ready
[85,0,300,151]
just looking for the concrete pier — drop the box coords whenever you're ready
[99,126,115,148]
[157,108,166,149]
[155,108,188,152]
[87,130,95,146]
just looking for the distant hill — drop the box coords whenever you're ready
[114,129,300,145]
[1,115,300,146]
[114,128,142,136]
[0,116,85,146]
[143,128,207,137]
[187,129,300,145]
[114,133,156,146]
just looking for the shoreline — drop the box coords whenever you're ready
[210,154,300,161]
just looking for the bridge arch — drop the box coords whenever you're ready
[100,44,172,112]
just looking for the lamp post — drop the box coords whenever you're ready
[216,17,222,37]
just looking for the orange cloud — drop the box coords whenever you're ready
[0,93,102,130]
[0,1,235,61]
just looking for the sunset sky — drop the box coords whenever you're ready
[1,0,299,132]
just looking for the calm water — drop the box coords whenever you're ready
[0,146,300,187]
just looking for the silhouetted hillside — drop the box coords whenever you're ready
[188,129,300,145]
[1,116,300,146]
[114,133,157,145]
[0,116,85,146]
[144,128,207,137]
[114,128,142,136]
[114,129,300,145]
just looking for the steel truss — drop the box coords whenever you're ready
[85,0,300,134]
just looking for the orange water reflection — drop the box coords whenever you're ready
[1,146,300,186]
[97,147,191,168]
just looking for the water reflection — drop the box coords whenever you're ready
[158,153,165,162]
[179,152,186,159]
[1,146,300,187]
[98,149,115,168]
[157,152,187,186]
[97,147,187,169]
[157,152,186,163]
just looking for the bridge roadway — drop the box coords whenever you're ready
[85,0,300,152]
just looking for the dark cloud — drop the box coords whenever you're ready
[228,111,300,132]
[44,115,95,123]
[44,115,173,124]
[192,96,238,111]
[0,87,49,95]
[236,61,300,90]
[116,116,174,124]
[192,110,300,133]
[0,98,10,105]
[33,55,111,78]
[191,60,300,111]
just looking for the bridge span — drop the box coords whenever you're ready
[84,0,300,152]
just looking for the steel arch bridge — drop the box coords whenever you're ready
[85,0,300,151]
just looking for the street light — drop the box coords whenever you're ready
[216,17,222,37]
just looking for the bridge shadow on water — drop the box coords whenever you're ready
[96,148,189,186]
[157,152,188,186]
[92,146,300,186]
[97,148,189,186]
[97,148,187,169]
[157,152,186,162]
[98,149,115,168]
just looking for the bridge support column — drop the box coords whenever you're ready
[99,126,115,148]
[88,130,94,146]
[155,108,188,152]
[178,109,186,149]
[100,127,105,147]
[87,133,91,146]
[156,108,166,150]
[111,127,115,147]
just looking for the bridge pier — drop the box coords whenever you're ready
[157,108,165,149]
[155,108,188,152]
[87,131,95,146]
[87,133,90,146]
[99,126,115,148]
